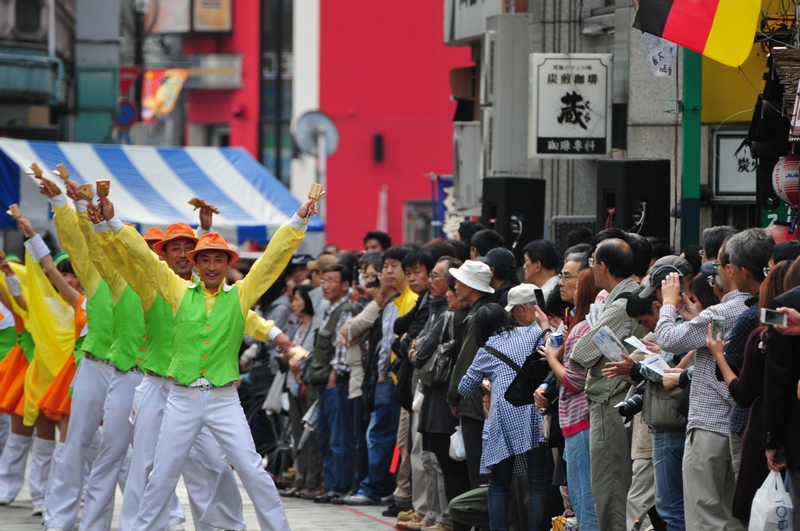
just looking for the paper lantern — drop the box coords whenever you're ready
[773,156,800,207]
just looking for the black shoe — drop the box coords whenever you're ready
[314,491,341,504]
[330,495,348,505]
[382,504,402,517]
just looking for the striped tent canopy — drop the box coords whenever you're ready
[0,139,324,244]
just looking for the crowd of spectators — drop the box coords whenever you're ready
[241,222,800,531]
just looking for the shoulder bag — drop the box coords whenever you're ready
[485,333,549,407]
[419,312,458,387]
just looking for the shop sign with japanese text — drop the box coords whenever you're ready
[529,53,612,159]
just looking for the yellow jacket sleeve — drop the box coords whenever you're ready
[98,221,188,313]
[76,213,127,303]
[52,203,102,300]
[244,311,274,342]
[236,217,306,317]
[98,232,158,311]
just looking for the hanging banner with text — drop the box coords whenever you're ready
[141,69,189,124]
[529,53,613,159]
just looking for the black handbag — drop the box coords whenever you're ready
[419,313,458,387]
[485,335,549,407]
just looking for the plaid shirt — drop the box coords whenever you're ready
[459,325,546,475]
[655,290,749,436]
[724,299,760,433]
[318,295,352,377]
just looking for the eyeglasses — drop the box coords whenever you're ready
[319,279,342,286]
[429,273,446,279]
[713,261,720,271]
[588,257,595,267]
[559,273,576,281]
[763,266,771,277]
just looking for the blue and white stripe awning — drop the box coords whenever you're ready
[0,139,324,244]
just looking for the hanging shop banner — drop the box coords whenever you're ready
[141,69,189,124]
[642,33,676,78]
[529,53,612,159]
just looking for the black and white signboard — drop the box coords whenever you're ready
[713,130,756,200]
[529,53,613,159]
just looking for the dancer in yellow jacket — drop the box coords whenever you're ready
[96,193,313,531]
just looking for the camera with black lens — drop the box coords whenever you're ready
[614,381,646,427]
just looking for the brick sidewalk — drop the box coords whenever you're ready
[0,473,398,530]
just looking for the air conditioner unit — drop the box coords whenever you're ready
[453,121,482,212]
[480,14,530,177]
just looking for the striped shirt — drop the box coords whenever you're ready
[655,290,749,436]
[559,320,591,437]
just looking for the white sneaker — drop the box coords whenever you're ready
[0,497,10,505]
[31,503,43,515]
[44,528,66,531]
[167,525,186,531]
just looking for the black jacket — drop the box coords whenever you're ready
[763,287,800,469]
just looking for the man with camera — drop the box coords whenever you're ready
[615,259,693,531]
[655,240,749,531]
[568,239,644,531]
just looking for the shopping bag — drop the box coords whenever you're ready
[749,470,793,531]
[262,370,287,413]
[449,425,466,462]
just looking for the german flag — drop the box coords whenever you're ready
[634,0,761,67]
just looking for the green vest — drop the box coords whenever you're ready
[143,294,174,376]
[82,281,114,360]
[0,326,17,362]
[107,286,146,372]
[169,284,244,386]
[19,329,34,363]
[73,335,86,366]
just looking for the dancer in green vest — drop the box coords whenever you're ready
[96,194,313,531]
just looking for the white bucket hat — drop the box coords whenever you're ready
[449,260,495,294]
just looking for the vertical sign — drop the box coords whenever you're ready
[529,53,613,159]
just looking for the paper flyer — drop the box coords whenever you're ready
[592,326,626,362]
[640,354,671,376]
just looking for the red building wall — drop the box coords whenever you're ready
[320,1,472,249]
[182,0,261,157]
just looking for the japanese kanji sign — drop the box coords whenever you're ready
[529,53,612,159]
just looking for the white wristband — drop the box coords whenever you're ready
[74,200,88,213]
[23,234,50,262]
[5,276,21,297]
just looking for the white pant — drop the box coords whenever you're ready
[79,368,142,530]
[44,358,114,529]
[132,384,289,531]
[30,436,56,506]
[0,413,9,454]
[120,374,245,531]
[0,432,31,501]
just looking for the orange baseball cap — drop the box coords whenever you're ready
[143,226,165,244]
[187,232,239,265]
[153,223,198,255]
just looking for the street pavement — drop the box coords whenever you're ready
[0,471,398,530]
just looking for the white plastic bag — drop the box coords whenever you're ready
[749,470,793,531]
[449,425,466,462]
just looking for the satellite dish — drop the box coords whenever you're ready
[293,110,339,157]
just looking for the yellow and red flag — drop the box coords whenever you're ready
[634,0,761,67]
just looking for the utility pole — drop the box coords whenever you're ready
[681,49,702,247]
[133,0,146,120]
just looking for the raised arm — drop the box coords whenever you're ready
[237,200,313,313]
[18,218,81,309]
[0,259,25,313]
[41,177,103,300]
[95,197,188,311]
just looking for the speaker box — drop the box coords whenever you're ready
[596,159,671,240]
[481,177,546,265]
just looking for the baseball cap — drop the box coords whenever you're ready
[484,247,517,277]
[639,255,692,298]
[308,254,336,272]
[505,283,539,312]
